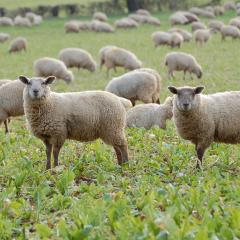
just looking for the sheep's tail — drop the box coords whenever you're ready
[118,97,132,110]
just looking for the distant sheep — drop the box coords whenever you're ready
[208,20,224,32]
[9,37,27,53]
[34,57,74,83]
[214,5,225,16]
[224,2,236,11]
[194,29,213,45]
[128,14,160,25]
[0,17,14,26]
[126,97,173,130]
[115,18,138,28]
[165,52,202,79]
[136,9,150,16]
[105,70,160,106]
[0,33,10,43]
[92,12,108,22]
[90,20,114,32]
[59,48,97,72]
[190,7,215,18]
[169,12,188,25]
[20,76,128,169]
[229,18,240,29]
[168,28,192,42]
[192,21,207,32]
[64,21,79,33]
[26,12,43,25]
[221,25,240,40]
[99,45,116,70]
[14,16,31,27]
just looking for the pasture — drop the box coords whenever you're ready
[0,9,240,240]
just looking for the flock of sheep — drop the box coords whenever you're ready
[1,1,240,170]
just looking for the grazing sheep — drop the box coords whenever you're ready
[168,85,240,168]
[14,16,31,27]
[90,20,114,32]
[59,48,97,72]
[229,18,240,29]
[0,80,25,133]
[0,17,14,26]
[126,97,173,130]
[103,47,142,75]
[165,52,202,80]
[171,32,184,48]
[20,76,129,169]
[92,12,108,22]
[151,31,172,47]
[221,25,240,40]
[64,21,79,33]
[169,12,188,25]
[190,7,215,18]
[144,16,161,26]
[9,37,27,53]
[176,11,199,23]
[128,14,146,23]
[214,5,225,16]
[192,21,206,32]
[168,28,192,42]
[0,33,10,43]
[194,29,213,45]
[105,71,160,106]
[34,57,74,83]
[208,20,224,32]
[77,21,91,30]
[136,9,150,16]
[115,18,138,28]
[99,45,116,70]
[224,2,236,11]
[26,12,42,25]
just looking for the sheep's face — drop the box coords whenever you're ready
[194,65,202,79]
[19,76,55,100]
[168,86,204,112]
[64,71,73,83]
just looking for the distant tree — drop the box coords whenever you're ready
[126,0,140,12]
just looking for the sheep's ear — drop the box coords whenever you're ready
[195,86,204,94]
[19,75,30,85]
[44,76,56,85]
[168,86,178,94]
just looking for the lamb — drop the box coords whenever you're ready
[34,57,74,83]
[165,52,202,80]
[220,25,240,40]
[14,16,32,27]
[19,76,129,169]
[92,12,108,22]
[194,29,213,45]
[208,20,224,32]
[64,21,79,33]
[168,28,192,42]
[191,22,206,32]
[102,47,142,75]
[0,80,25,133]
[115,18,138,29]
[168,85,240,168]
[126,97,173,130]
[136,9,150,16]
[99,45,116,70]
[0,17,14,26]
[90,20,114,32]
[105,70,160,106]
[59,48,97,72]
[0,33,10,43]
[9,37,27,53]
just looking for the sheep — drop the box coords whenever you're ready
[0,80,11,86]
[208,20,224,32]
[128,14,146,23]
[115,18,138,29]
[0,80,25,134]
[99,45,116,70]
[90,20,114,32]
[170,32,184,48]
[168,85,240,168]
[8,37,27,53]
[102,47,142,75]
[0,33,10,43]
[126,97,173,130]
[19,76,129,169]
[194,29,213,45]
[92,12,108,22]
[0,17,14,26]
[144,16,161,26]
[136,9,150,16]
[192,22,206,32]
[26,12,42,25]
[168,28,192,42]
[169,12,188,25]
[77,21,91,30]
[64,21,79,33]
[14,16,32,27]
[220,25,240,40]
[190,7,215,18]
[176,11,199,23]
[105,71,160,106]
[214,5,225,16]
[224,2,236,11]
[34,57,74,83]
[165,52,202,80]
[59,48,97,72]
[151,31,172,47]
[229,18,240,29]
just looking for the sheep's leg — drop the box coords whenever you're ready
[44,141,52,170]
[156,98,160,104]
[195,144,206,169]
[183,71,186,80]
[114,144,129,165]
[168,70,173,79]
[4,120,9,134]
[53,144,63,167]
[130,99,136,106]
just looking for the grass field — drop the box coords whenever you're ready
[0,10,240,240]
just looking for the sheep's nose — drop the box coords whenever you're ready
[33,89,39,95]
[183,103,189,108]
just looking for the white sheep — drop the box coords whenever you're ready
[128,14,160,25]
[126,97,173,130]
[59,48,97,72]
[168,28,192,42]
[92,12,108,22]
[176,11,199,23]
[90,20,114,32]
[19,76,129,169]
[168,85,240,168]
[221,25,240,40]
[214,5,225,15]
[99,45,116,70]
[224,2,236,11]
[0,17,14,26]
[171,32,184,48]
[191,21,207,32]
[25,12,42,25]
[9,37,27,53]
[14,16,32,27]
[208,20,224,32]
[64,21,79,33]
[0,80,11,86]
[136,9,150,16]
[115,18,138,29]
[105,70,160,106]
[169,12,188,25]
[0,80,25,133]
[0,33,10,43]
[165,52,202,80]
[102,47,142,75]
[194,29,213,45]
[229,18,240,29]
[34,57,74,83]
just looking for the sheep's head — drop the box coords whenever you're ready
[194,64,202,79]
[168,86,204,112]
[19,76,55,100]
[64,70,74,83]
